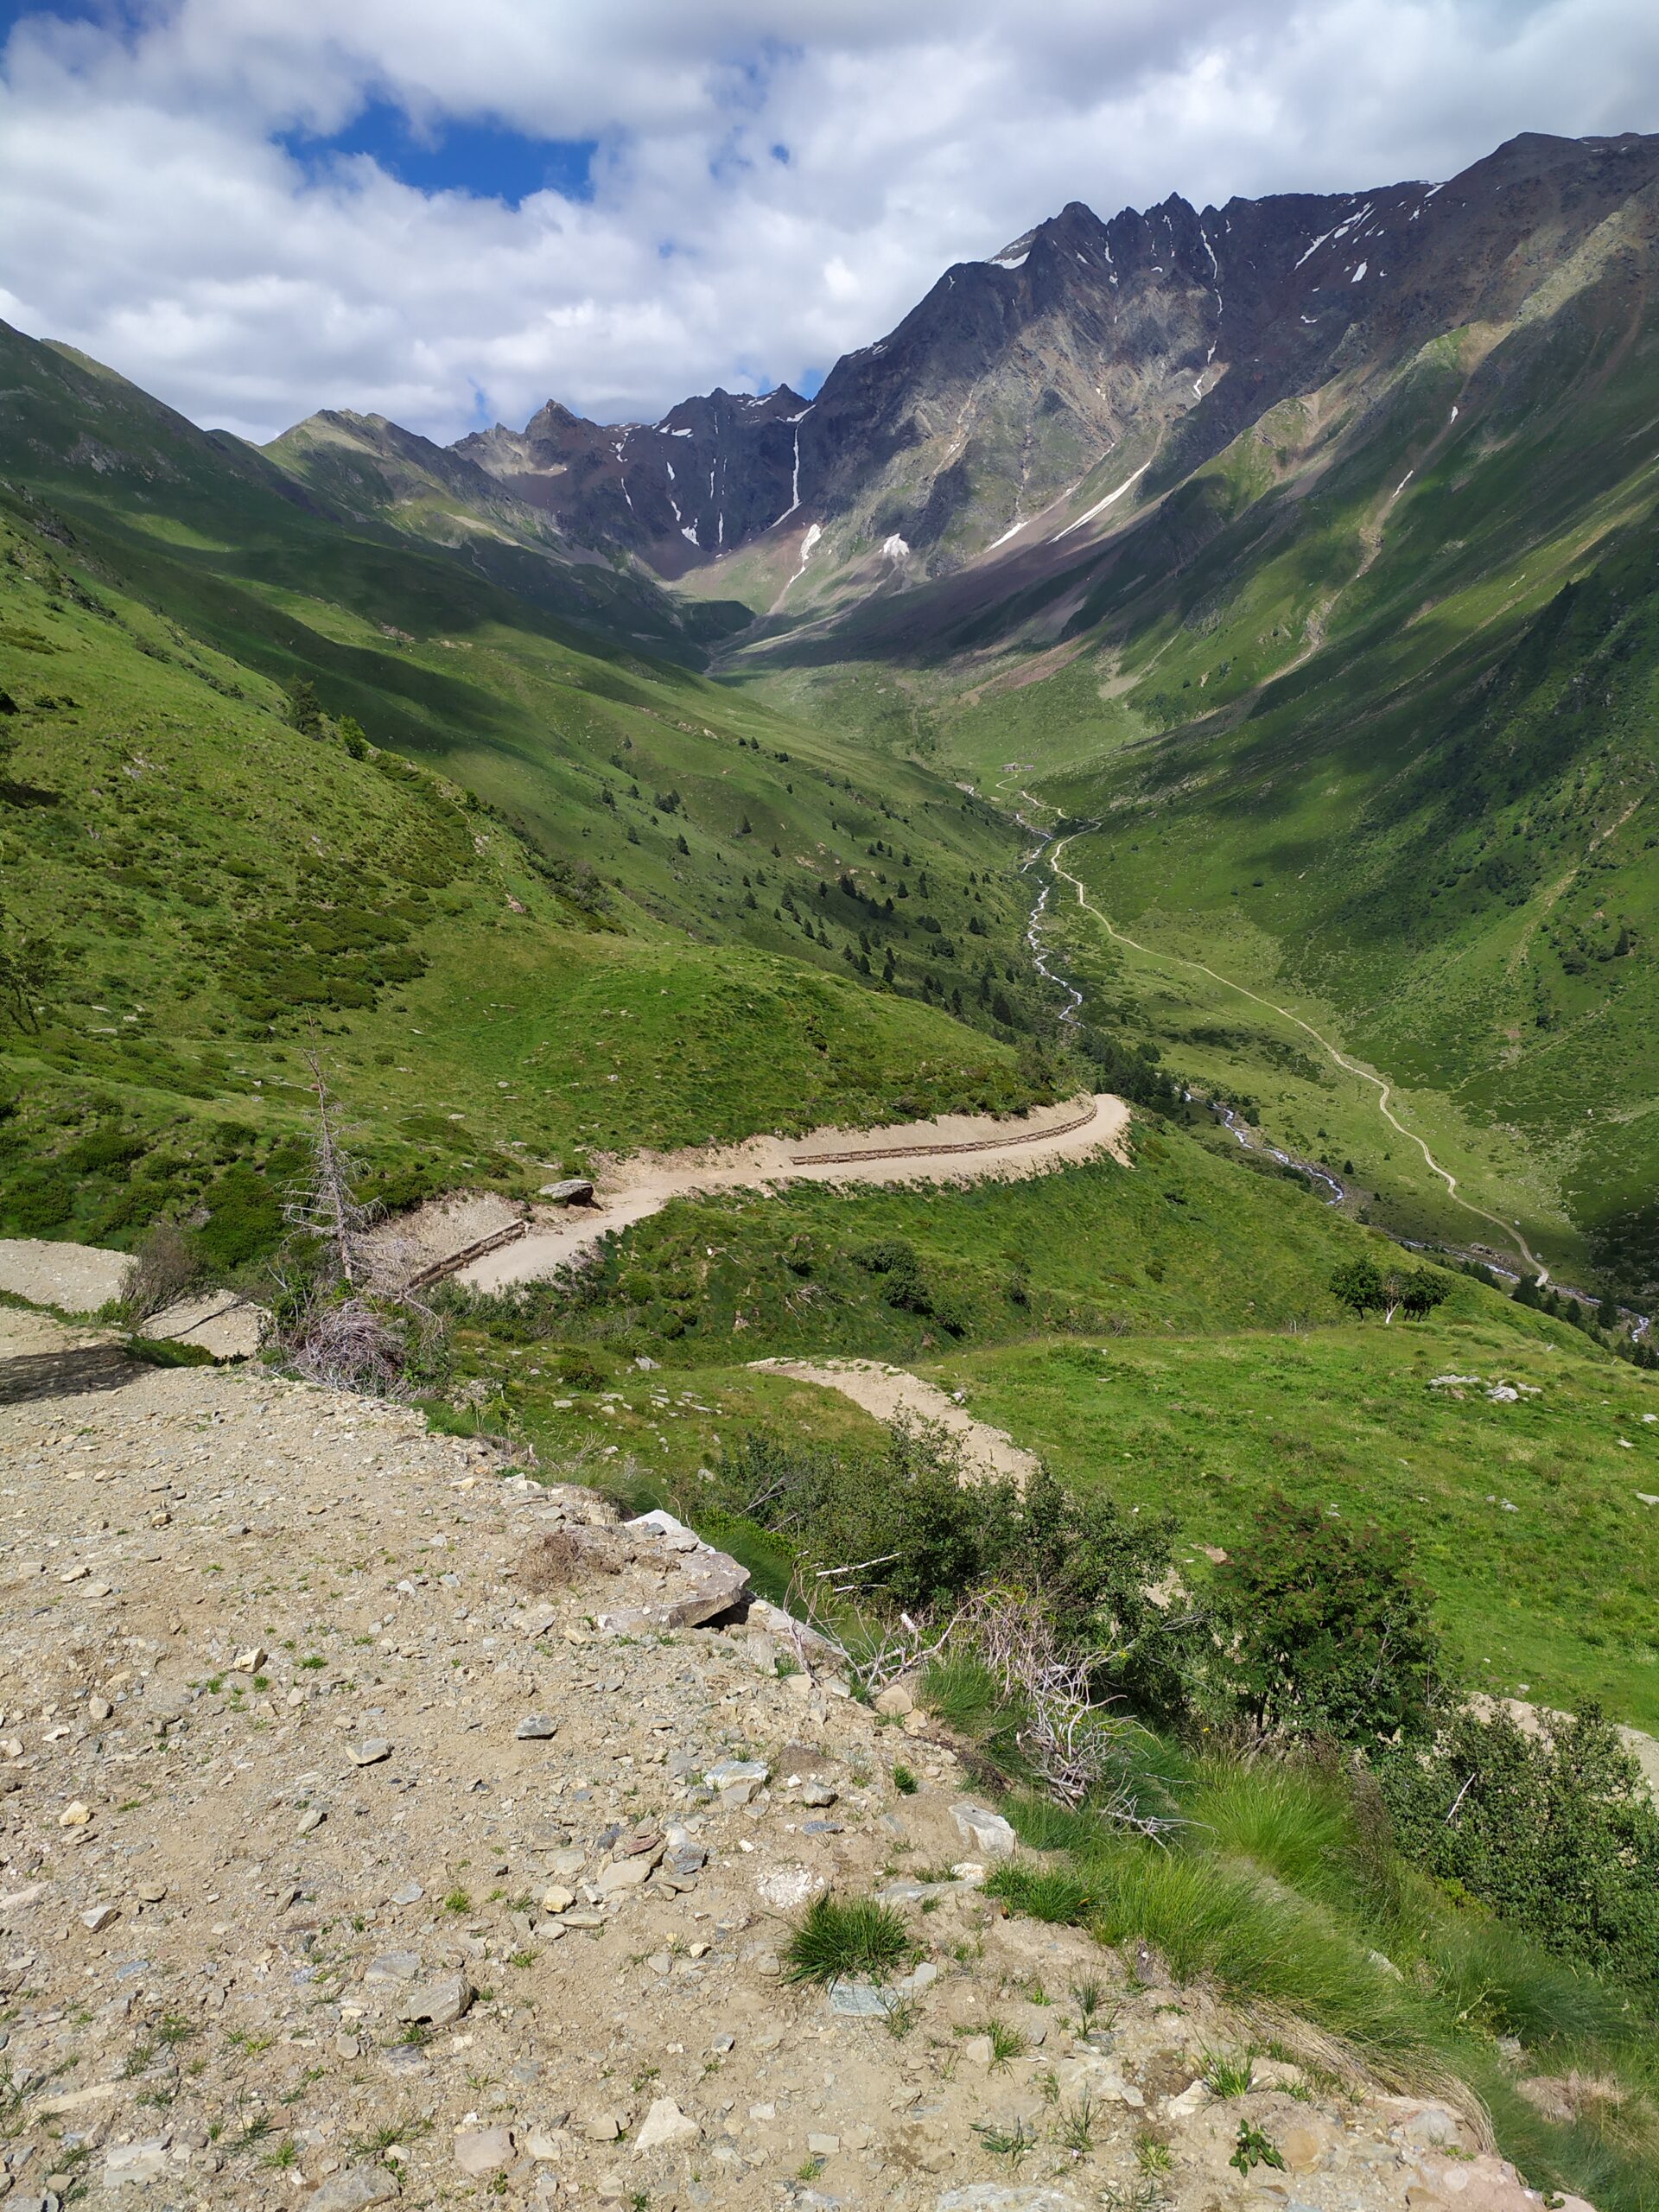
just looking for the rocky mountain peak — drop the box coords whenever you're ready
[410,130,1659,602]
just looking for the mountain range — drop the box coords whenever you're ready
[2,124,1657,1295]
[269,129,1659,617]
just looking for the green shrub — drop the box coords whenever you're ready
[0,1163,75,1233]
[1380,1705,1659,1993]
[849,1236,938,1316]
[195,1162,285,1269]
[64,1124,149,1174]
[711,1428,1191,1688]
[1210,1492,1445,1745]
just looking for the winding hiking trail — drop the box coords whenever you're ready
[1019,802,1548,1281]
[749,1357,1041,1484]
[457,1092,1133,1292]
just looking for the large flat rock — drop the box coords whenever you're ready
[0,1237,130,1313]
[142,1291,267,1361]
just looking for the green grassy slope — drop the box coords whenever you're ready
[944,1314,1659,1728]
[0,497,1046,1255]
[448,1118,1381,1366]
[427,1103,1659,1726]
[0,320,1074,1050]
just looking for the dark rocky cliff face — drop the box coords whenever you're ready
[454,385,810,574]
[421,131,1659,588]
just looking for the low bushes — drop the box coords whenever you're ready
[1380,1704,1659,1995]
[706,1426,1190,1700]
[1209,1493,1443,1745]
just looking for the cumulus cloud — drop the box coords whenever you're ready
[1,0,1656,441]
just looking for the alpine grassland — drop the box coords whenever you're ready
[0,319,1095,1254]
[729,221,1659,1300]
[6,156,1659,2212]
[0,500,1042,1250]
[943,344,1659,1294]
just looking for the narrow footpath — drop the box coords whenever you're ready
[1020,801,1548,1282]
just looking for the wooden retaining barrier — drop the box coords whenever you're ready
[788,1096,1097,1168]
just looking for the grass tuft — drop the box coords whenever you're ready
[1202,2047,1258,2098]
[986,1859,1097,1926]
[783,1895,913,1986]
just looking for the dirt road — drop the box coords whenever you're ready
[460,1092,1132,1292]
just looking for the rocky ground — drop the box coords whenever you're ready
[0,1306,1586,2212]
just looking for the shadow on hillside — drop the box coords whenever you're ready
[0,1344,139,1406]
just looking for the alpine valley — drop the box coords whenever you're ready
[5,117,1659,2212]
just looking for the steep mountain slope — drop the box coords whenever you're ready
[417,130,1659,633]
[715,131,1659,1293]
[453,384,812,578]
[0,315,1065,1016]
[0,323,1093,1255]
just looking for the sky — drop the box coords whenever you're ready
[1,1,1656,446]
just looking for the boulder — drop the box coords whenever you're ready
[594,1851,658,1897]
[104,2140,170,2188]
[598,1513,749,1632]
[398,1970,471,2026]
[951,1802,1017,1858]
[539,1179,596,1205]
[309,2166,401,2210]
[454,2126,516,2176]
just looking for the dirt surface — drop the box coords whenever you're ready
[0,1243,266,1362]
[0,1304,1591,2212]
[0,1238,130,1314]
[750,1360,1042,1485]
[139,1292,267,1363]
[461,1093,1132,1293]
[360,1192,529,1292]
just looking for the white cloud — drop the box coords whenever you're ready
[1,0,1656,442]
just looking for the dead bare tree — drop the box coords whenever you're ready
[270,1052,444,1397]
[779,1564,965,1696]
[118,1220,200,1322]
[279,1291,411,1396]
[284,1052,377,1287]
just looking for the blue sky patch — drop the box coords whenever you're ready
[277,99,598,209]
